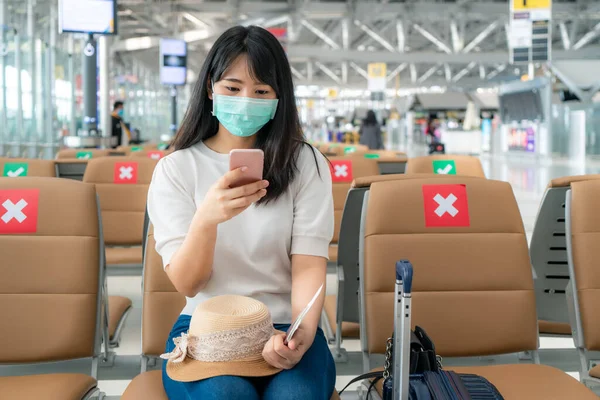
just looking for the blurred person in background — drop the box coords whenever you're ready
[426,116,438,142]
[358,110,383,149]
[111,101,131,148]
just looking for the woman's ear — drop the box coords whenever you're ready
[207,79,213,100]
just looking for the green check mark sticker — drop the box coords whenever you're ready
[344,146,356,154]
[76,151,93,159]
[131,146,143,152]
[432,160,456,175]
[158,143,168,150]
[3,162,28,177]
[364,153,380,159]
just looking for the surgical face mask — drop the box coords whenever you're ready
[117,109,124,118]
[212,93,278,137]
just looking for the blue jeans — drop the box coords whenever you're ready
[162,315,336,400]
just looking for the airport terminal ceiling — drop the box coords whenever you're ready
[5,0,600,91]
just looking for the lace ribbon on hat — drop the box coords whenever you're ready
[160,318,275,363]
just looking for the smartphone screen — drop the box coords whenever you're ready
[228,149,264,188]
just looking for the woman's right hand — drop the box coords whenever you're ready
[195,167,269,227]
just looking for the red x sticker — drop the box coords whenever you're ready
[0,189,40,234]
[114,162,138,184]
[422,184,470,227]
[330,160,353,183]
[148,151,164,160]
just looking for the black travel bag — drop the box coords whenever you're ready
[339,260,504,400]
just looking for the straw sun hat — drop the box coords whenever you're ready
[161,295,285,382]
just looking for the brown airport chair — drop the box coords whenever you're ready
[54,159,90,181]
[406,154,486,177]
[0,158,57,177]
[142,223,187,372]
[0,177,105,399]
[55,149,116,181]
[83,156,158,271]
[116,145,151,155]
[363,150,398,158]
[321,143,345,157]
[315,142,329,152]
[565,179,600,387]
[118,144,168,153]
[83,156,157,346]
[122,222,341,400]
[130,149,172,161]
[116,146,132,154]
[150,143,171,151]
[117,145,144,153]
[357,177,597,399]
[120,222,185,400]
[342,144,369,156]
[531,174,600,336]
[323,173,484,361]
[56,149,112,160]
[325,155,380,264]
[362,151,409,174]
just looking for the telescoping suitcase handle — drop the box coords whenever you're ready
[396,260,413,295]
[392,260,414,400]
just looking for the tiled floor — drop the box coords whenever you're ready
[99,152,600,398]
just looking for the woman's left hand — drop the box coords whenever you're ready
[262,327,314,370]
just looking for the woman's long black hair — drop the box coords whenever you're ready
[172,25,319,204]
[363,110,378,126]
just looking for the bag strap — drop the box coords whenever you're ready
[339,327,443,396]
[338,371,384,395]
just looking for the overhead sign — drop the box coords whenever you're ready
[368,63,387,78]
[160,38,188,86]
[368,63,387,92]
[508,19,532,49]
[59,0,117,35]
[509,0,552,64]
[513,0,551,10]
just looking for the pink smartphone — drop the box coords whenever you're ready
[229,149,264,188]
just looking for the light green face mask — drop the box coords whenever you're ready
[212,93,279,137]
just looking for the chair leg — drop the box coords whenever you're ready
[102,285,111,361]
[321,310,335,342]
[333,264,348,363]
[332,312,348,363]
[82,388,104,400]
[109,306,132,348]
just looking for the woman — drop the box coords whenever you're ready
[147,25,336,400]
[110,101,131,148]
[359,110,384,149]
[426,117,437,143]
